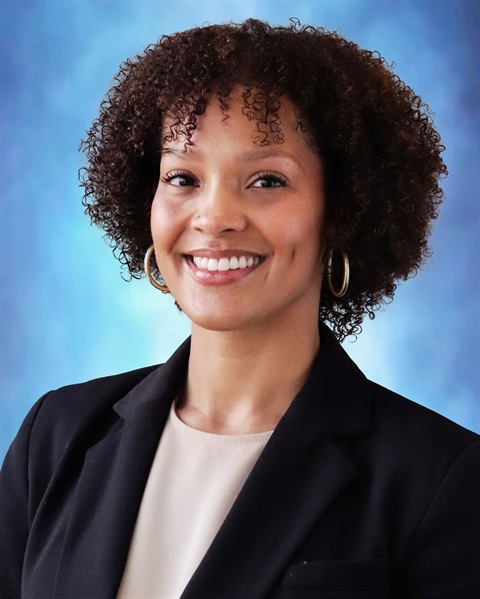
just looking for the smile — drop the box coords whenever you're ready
[184,252,265,285]
[191,255,261,272]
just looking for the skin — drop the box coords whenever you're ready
[151,89,327,434]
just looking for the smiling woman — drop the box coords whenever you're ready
[152,91,325,338]
[0,18,478,599]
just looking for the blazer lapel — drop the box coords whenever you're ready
[182,324,372,599]
[54,339,191,599]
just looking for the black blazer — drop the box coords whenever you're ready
[1,324,479,598]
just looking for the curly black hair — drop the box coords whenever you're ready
[80,18,446,340]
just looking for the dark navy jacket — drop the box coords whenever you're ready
[1,324,479,598]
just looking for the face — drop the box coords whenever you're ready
[150,89,326,333]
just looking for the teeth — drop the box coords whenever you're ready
[192,255,260,271]
[207,258,218,271]
[218,258,229,271]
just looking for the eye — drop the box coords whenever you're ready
[250,172,287,189]
[160,171,197,187]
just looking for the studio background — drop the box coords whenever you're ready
[1,0,479,462]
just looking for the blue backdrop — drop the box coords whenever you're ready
[1,0,479,461]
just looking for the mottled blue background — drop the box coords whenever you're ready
[1,0,479,461]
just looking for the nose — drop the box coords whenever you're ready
[192,182,247,236]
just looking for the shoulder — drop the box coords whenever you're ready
[37,364,160,420]
[362,381,479,511]
[9,365,161,469]
[35,364,160,422]
[369,381,478,453]
[4,335,192,475]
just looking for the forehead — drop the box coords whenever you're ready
[161,87,309,152]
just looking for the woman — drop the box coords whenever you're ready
[1,18,478,598]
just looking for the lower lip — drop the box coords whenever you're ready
[185,257,262,285]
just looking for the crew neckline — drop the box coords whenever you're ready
[170,402,274,445]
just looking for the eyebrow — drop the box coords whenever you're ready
[161,146,301,166]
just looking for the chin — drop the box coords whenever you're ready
[186,310,254,333]
[178,299,258,332]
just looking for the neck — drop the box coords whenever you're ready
[176,314,320,434]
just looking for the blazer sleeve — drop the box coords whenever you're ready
[0,394,49,598]
[398,440,480,598]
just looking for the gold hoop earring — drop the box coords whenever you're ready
[144,244,169,293]
[326,249,350,298]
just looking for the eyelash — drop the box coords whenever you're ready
[252,172,287,188]
[160,171,196,186]
[160,171,288,189]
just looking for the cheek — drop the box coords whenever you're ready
[150,195,183,245]
[278,208,325,256]
[304,199,326,249]
[289,209,326,278]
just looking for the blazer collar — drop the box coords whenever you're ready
[54,322,371,598]
[114,321,371,436]
[114,335,191,420]
[293,321,371,437]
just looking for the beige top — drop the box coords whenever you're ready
[117,402,273,599]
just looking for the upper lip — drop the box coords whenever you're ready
[184,249,265,259]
